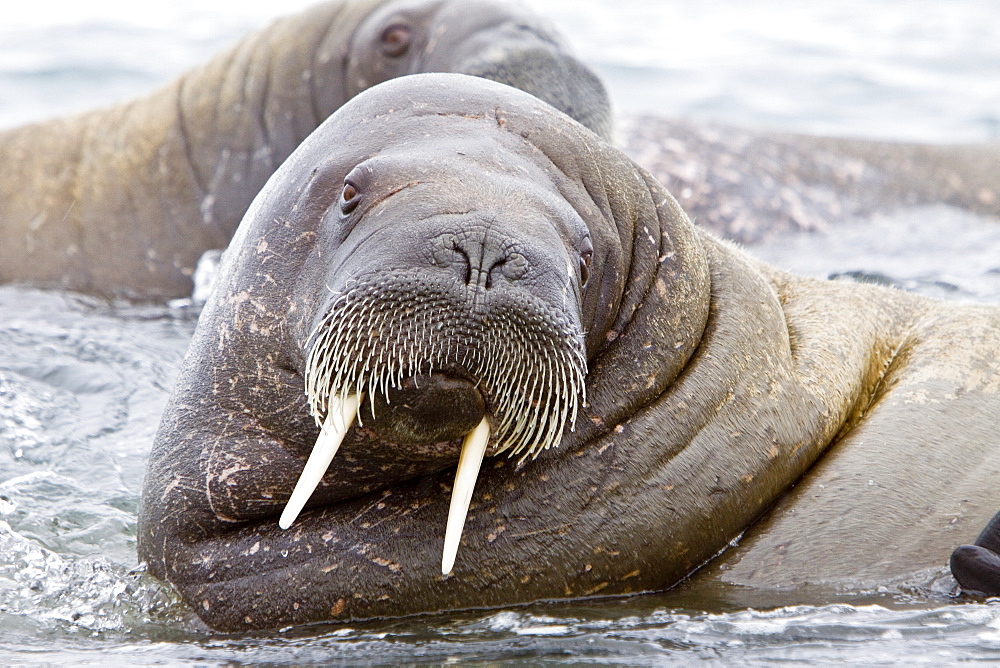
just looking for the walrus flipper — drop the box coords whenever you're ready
[951,510,1000,596]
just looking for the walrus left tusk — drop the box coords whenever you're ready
[279,393,362,530]
[442,417,491,575]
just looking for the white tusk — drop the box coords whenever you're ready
[442,417,491,575]
[279,393,362,530]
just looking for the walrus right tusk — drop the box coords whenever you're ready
[279,393,362,530]
[442,417,491,575]
[281,393,491,576]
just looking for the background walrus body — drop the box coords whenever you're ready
[622,117,1000,244]
[137,74,1000,632]
[0,0,610,300]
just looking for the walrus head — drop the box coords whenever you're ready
[283,116,596,571]
[300,134,591,458]
[345,0,612,139]
[139,74,713,631]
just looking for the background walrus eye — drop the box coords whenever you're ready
[341,181,361,214]
[380,24,412,57]
[579,250,593,286]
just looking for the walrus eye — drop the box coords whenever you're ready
[341,181,361,214]
[579,250,593,286]
[380,24,411,57]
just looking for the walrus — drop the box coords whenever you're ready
[0,0,610,300]
[137,73,1000,632]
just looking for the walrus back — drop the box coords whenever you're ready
[700,244,1000,590]
[0,0,379,299]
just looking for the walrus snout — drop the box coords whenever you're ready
[365,372,486,445]
[431,230,530,290]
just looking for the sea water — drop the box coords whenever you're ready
[0,1,998,664]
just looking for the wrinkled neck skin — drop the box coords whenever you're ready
[137,79,893,632]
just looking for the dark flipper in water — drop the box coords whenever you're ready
[951,510,1000,596]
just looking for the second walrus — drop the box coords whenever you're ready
[0,0,610,299]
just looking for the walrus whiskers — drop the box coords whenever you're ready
[281,278,587,570]
[304,281,586,458]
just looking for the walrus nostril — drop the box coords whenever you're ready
[431,231,527,289]
[486,259,505,289]
[365,373,486,445]
[453,242,472,285]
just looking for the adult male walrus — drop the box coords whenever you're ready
[0,0,610,300]
[138,74,1000,632]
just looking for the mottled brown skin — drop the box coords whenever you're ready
[0,0,610,300]
[138,75,1000,632]
[621,115,1000,243]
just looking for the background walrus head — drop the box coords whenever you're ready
[345,0,614,140]
[139,73,709,631]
